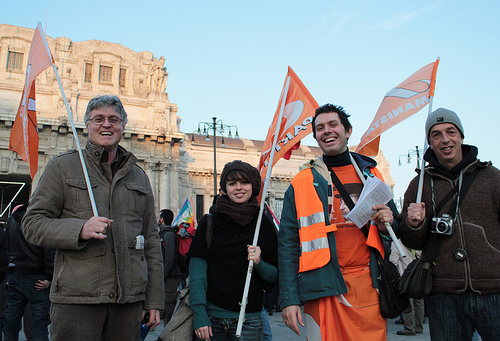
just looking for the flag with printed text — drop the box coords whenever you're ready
[355,59,440,156]
[9,23,54,179]
[257,67,318,196]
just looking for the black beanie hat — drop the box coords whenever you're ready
[220,160,261,198]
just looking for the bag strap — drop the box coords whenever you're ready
[328,167,370,238]
[425,168,480,263]
[329,167,356,211]
[433,171,463,217]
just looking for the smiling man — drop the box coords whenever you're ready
[278,104,399,340]
[22,95,164,341]
[398,108,500,340]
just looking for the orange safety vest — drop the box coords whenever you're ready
[292,167,386,273]
[292,168,337,273]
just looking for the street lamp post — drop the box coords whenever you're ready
[192,117,239,197]
[398,146,424,170]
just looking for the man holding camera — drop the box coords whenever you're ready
[399,108,500,340]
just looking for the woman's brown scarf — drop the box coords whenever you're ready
[215,195,260,226]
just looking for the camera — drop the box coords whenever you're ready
[431,213,454,235]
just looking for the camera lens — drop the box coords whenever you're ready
[437,221,447,233]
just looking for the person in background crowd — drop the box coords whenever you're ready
[3,204,54,341]
[0,214,9,341]
[158,209,184,325]
[389,239,424,336]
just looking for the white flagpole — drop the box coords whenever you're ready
[236,76,291,337]
[348,153,406,257]
[416,57,440,203]
[37,22,98,217]
[415,97,434,203]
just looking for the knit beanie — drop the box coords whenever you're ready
[219,160,261,198]
[425,108,464,143]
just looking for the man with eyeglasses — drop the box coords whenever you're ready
[22,95,164,341]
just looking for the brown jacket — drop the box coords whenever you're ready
[399,159,500,295]
[22,142,164,309]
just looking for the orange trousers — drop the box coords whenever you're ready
[303,267,386,341]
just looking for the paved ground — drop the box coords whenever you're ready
[145,312,431,340]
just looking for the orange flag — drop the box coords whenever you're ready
[9,23,54,179]
[257,67,318,198]
[356,59,440,156]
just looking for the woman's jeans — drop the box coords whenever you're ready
[207,314,262,341]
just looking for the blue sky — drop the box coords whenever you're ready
[4,0,500,202]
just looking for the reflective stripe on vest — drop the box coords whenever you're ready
[292,168,337,273]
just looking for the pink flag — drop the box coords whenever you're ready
[356,59,440,156]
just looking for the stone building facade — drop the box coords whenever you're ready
[182,134,394,220]
[0,23,394,223]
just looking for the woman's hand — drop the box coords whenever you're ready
[247,245,261,265]
[195,325,212,341]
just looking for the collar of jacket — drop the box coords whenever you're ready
[424,144,480,179]
[425,157,490,180]
[85,141,134,166]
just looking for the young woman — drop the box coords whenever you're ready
[188,160,278,341]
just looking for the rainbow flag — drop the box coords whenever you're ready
[173,197,197,228]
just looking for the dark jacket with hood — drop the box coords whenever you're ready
[158,224,184,278]
[399,145,500,294]
[0,224,8,283]
[6,205,55,281]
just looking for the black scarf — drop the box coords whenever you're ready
[424,144,478,179]
[215,195,260,226]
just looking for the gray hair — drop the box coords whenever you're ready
[84,95,128,125]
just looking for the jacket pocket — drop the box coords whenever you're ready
[124,183,149,216]
[55,244,106,296]
[463,222,500,280]
[128,246,148,296]
[65,177,98,212]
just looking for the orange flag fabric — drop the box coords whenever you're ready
[9,23,54,179]
[356,59,440,156]
[257,67,318,198]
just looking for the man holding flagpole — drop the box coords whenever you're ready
[398,108,500,340]
[278,104,399,340]
[22,95,164,341]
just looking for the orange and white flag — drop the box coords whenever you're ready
[9,23,54,179]
[257,67,318,187]
[356,59,440,156]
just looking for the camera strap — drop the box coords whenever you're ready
[432,168,479,218]
[426,168,480,263]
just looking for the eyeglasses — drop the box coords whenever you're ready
[87,116,123,126]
